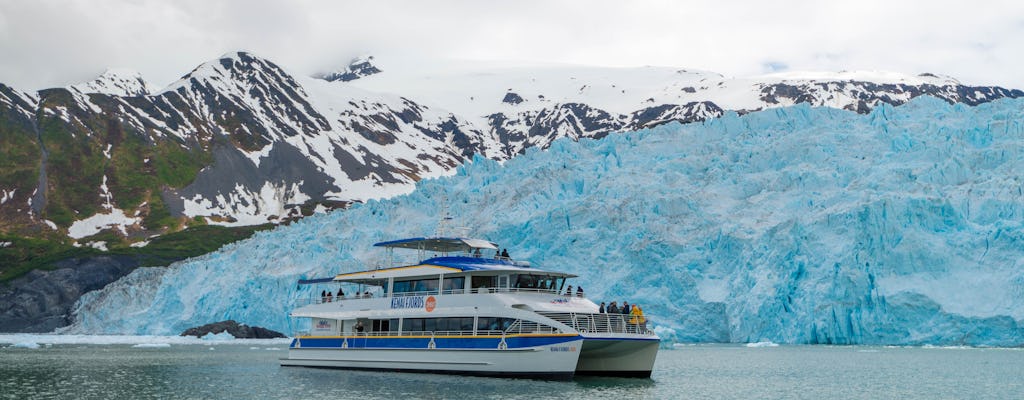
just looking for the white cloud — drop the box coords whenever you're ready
[1,0,1023,90]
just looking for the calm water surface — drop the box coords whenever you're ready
[1,342,1022,399]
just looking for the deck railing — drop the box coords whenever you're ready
[298,287,584,306]
[539,312,653,335]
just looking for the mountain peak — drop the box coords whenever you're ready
[68,68,153,97]
[314,55,382,82]
[159,51,293,94]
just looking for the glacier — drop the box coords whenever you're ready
[65,96,1024,346]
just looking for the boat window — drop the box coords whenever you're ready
[442,277,465,293]
[476,317,514,332]
[424,318,436,332]
[372,319,395,332]
[471,276,496,289]
[392,278,440,294]
[403,318,425,332]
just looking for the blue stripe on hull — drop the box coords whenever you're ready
[293,335,581,350]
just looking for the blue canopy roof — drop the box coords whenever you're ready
[373,237,499,252]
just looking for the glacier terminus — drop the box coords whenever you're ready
[65,96,1024,347]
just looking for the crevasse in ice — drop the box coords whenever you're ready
[66,96,1024,345]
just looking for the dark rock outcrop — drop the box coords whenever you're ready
[180,319,286,339]
[0,255,142,332]
[502,92,524,105]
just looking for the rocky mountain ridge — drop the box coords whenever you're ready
[4,53,1021,246]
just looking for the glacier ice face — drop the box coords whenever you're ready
[66,96,1024,346]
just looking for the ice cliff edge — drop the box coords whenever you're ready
[66,96,1024,346]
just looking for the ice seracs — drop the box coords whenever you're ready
[64,96,1024,347]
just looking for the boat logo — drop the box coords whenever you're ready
[550,298,570,305]
[425,296,437,312]
[315,319,331,330]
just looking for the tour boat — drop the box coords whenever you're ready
[280,236,659,379]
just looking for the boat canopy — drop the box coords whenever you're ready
[333,256,577,283]
[373,237,498,253]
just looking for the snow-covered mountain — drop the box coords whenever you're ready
[1,51,1021,244]
[69,68,154,97]
[313,55,383,82]
[65,97,1024,346]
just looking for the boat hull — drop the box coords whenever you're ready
[574,335,660,378]
[281,336,583,380]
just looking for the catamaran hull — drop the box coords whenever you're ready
[574,336,660,378]
[281,339,584,380]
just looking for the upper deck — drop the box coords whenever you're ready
[331,236,576,286]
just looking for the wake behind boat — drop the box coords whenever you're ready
[280,236,659,379]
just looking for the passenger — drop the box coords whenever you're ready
[320,290,327,303]
[355,321,364,333]
[494,249,501,259]
[607,301,620,314]
[565,285,573,296]
[473,248,482,257]
[576,286,584,298]
[599,302,606,313]
[326,292,332,303]
[629,304,645,325]
[337,288,344,299]
[501,248,510,259]
[622,301,631,315]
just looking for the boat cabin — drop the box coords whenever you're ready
[321,237,577,300]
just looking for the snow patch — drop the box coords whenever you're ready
[67,209,141,239]
[0,189,14,204]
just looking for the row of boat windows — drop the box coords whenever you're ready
[389,274,566,294]
[370,317,520,332]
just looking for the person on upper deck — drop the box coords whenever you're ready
[501,248,510,259]
[576,286,584,297]
[629,304,645,325]
[473,248,482,257]
[622,301,631,314]
[565,285,573,296]
[321,290,327,302]
[337,288,344,298]
[607,301,620,314]
[599,302,606,313]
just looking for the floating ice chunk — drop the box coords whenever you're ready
[132,343,171,348]
[745,341,779,348]
[12,342,40,349]
[201,331,236,341]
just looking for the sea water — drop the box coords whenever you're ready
[1,341,1022,399]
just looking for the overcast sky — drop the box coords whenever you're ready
[2,0,1023,91]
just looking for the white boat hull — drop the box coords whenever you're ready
[575,335,660,378]
[282,338,583,379]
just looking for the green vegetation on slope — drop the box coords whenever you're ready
[0,224,273,284]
